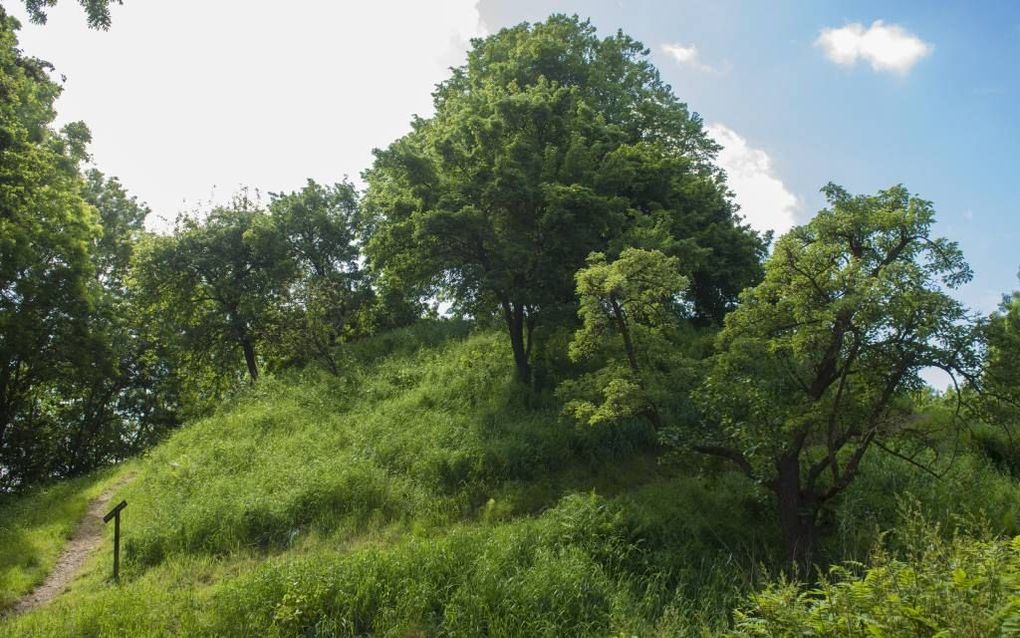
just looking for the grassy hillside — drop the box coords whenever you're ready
[2,321,1019,636]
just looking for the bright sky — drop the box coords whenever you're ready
[7,0,1018,326]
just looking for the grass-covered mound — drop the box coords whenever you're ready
[2,320,1019,636]
[0,322,767,635]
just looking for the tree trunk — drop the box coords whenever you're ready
[774,454,818,574]
[609,298,641,374]
[502,301,531,385]
[241,335,259,382]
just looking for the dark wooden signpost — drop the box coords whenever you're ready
[103,500,128,581]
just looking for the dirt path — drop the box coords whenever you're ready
[8,474,135,615]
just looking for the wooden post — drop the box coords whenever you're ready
[103,500,127,581]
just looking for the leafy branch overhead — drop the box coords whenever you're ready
[19,0,122,29]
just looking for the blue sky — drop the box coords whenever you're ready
[8,0,1018,316]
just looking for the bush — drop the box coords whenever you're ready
[730,507,1020,637]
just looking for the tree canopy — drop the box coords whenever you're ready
[131,196,291,385]
[364,14,764,385]
[691,183,979,566]
[0,12,100,485]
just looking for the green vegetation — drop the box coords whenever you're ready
[730,507,1020,637]
[1,324,1019,635]
[3,7,1020,636]
[363,15,764,384]
[0,467,123,608]
[0,323,745,634]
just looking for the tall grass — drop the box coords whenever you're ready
[0,467,124,609]
[113,321,659,570]
[2,320,1019,635]
[1,491,764,637]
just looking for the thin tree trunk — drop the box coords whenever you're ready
[610,297,664,429]
[241,335,259,382]
[610,297,641,374]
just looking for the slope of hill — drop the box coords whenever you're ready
[2,321,1019,636]
[0,322,758,636]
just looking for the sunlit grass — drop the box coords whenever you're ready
[0,466,130,609]
[2,320,1019,636]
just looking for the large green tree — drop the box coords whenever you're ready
[131,196,292,385]
[364,15,763,385]
[692,184,979,568]
[0,12,100,486]
[56,169,180,477]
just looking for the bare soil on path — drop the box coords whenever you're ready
[6,474,135,616]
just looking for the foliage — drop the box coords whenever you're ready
[979,285,1020,430]
[264,180,374,375]
[48,170,180,477]
[3,325,1020,636]
[0,14,179,487]
[0,13,100,487]
[559,248,692,428]
[2,5,1018,636]
[834,448,1020,562]
[130,194,292,385]
[689,183,980,566]
[0,323,768,636]
[364,14,764,384]
[730,508,1020,637]
[130,180,388,400]
[18,0,122,29]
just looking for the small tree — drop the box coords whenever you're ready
[693,184,978,568]
[559,248,688,428]
[979,284,1020,427]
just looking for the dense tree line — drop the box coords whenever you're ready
[0,10,410,487]
[2,8,1018,576]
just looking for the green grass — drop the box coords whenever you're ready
[0,466,128,609]
[1,320,1019,636]
[0,321,764,635]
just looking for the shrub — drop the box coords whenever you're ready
[730,508,1020,637]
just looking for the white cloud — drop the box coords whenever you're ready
[6,1,487,230]
[816,20,932,75]
[660,42,714,72]
[706,124,799,236]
